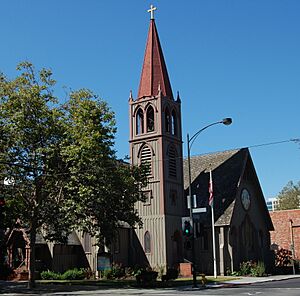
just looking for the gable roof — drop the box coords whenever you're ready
[183,148,273,230]
[183,149,244,191]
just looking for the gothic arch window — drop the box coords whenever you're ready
[168,145,177,178]
[136,108,144,135]
[165,107,171,133]
[144,231,151,253]
[171,110,177,135]
[146,105,155,132]
[140,145,152,176]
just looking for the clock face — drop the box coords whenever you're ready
[241,188,251,210]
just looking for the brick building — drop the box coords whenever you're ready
[269,209,300,260]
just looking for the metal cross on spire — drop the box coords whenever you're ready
[147,4,157,20]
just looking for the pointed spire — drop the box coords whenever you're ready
[176,91,181,103]
[137,17,173,100]
[129,90,134,102]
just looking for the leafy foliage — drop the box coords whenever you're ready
[238,261,253,275]
[61,268,86,280]
[274,248,292,267]
[102,263,126,279]
[276,181,300,210]
[136,268,158,286]
[40,268,86,280]
[250,261,266,277]
[40,270,62,280]
[0,62,147,287]
[59,89,148,243]
[228,260,266,277]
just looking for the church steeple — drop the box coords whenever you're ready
[129,6,184,269]
[137,17,173,100]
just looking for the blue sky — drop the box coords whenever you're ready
[1,0,299,198]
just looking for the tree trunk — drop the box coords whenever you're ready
[28,225,37,289]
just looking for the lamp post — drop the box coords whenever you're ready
[187,117,232,287]
[289,219,296,275]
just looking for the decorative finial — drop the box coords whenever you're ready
[157,82,161,95]
[147,4,157,20]
[176,91,181,102]
[129,90,133,102]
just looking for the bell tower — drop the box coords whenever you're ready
[129,6,184,268]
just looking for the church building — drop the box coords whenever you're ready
[4,6,274,279]
[128,6,274,275]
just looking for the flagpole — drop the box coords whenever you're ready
[209,170,217,279]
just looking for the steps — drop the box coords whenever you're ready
[8,265,29,281]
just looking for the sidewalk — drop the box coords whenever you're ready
[208,273,300,288]
[160,274,300,291]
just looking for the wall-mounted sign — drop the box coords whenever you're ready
[97,253,111,271]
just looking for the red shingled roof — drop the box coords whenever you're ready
[137,19,173,100]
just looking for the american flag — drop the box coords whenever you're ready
[209,169,213,206]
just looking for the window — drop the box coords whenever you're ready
[136,108,144,135]
[171,110,177,135]
[168,146,177,178]
[142,190,152,206]
[140,145,152,176]
[83,232,92,253]
[144,231,151,253]
[165,108,171,132]
[146,106,155,132]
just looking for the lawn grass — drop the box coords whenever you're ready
[37,275,237,289]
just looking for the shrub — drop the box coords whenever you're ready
[275,248,292,267]
[250,261,266,277]
[239,261,253,276]
[41,268,86,280]
[61,268,85,280]
[136,268,158,286]
[40,270,62,280]
[102,263,125,279]
[83,268,95,279]
[235,261,266,277]
[155,265,165,279]
[131,265,144,276]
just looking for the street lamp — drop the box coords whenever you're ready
[187,117,232,287]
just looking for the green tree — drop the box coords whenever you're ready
[0,62,147,288]
[60,89,148,243]
[0,62,73,288]
[276,181,300,210]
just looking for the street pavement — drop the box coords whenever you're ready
[1,274,300,295]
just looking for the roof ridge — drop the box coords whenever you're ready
[187,147,245,159]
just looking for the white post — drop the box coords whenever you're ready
[210,169,217,279]
[211,202,217,278]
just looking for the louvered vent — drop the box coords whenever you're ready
[141,146,152,175]
[169,146,177,178]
